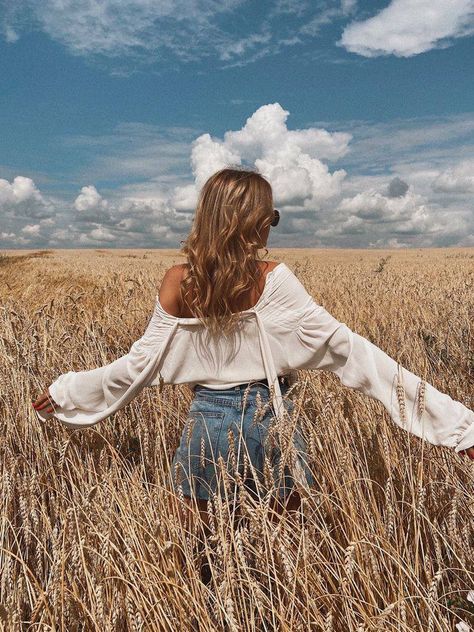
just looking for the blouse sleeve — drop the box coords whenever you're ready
[291,294,474,453]
[35,305,177,429]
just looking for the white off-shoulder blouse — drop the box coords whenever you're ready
[35,263,474,453]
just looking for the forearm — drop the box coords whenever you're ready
[340,328,474,451]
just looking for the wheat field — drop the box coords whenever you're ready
[0,247,473,631]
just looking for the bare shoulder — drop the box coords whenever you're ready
[160,264,184,283]
[158,265,184,316]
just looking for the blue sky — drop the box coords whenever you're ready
[1,0,474,249]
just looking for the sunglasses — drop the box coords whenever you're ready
[271,209,280,227]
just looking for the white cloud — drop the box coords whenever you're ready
[21,223,41,235]
[66,183,190,246]
[73,185,112,223]
[24,0,243,61]
[219,29,272,62]
[4,0,298,71]
[2,108,474,249]
[224,105,350,161]
[190,133,242,191]
[40,216,55,226]
[299,8,342,37]
[3,0,364,73]
[181,103,351,209]
[289,1,356,38]
[6,0,471,76]
[0,232,30,245]
[332,167,473,247]
[0,176,57,245]
[333,185,462,248]
[170,183,199,212]
[339,0,474,57]
[87,227,116,243]
[433,160,474,193]
[74,185,109,212]
[40,103,354,247]
[50,227,75,243]
[0,175,55,219]
[338,188,427,224]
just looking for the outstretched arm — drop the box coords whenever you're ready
[32,268,183,428]
[290,286,474,456]
[32,302,176,429]
[34,335,155,416]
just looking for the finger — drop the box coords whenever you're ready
[36,398,55,411]
[34,392,51,406]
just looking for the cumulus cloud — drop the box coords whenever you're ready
[0,231,16,240]
[0,175,55,219]
[2,106,474,249]
[432,160,474,193]
[335,186,449,247]
[74,185,111,222]
[38,103,354,247]
[338,188,426,223]
[86,227,116,243]
[49,227,75,242]
[74,185,108,213]
[51,183,191,246]
[189,134,242,192]
[179,103,351,210]
[170,183,199,212]
[0,175,58,245]
[338,0,474,57]
[21,223,41,235]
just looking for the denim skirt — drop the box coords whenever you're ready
[171,379,315,502]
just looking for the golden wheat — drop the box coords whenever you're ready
[0,247,472,630]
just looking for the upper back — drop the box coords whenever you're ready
[159,261,281,318]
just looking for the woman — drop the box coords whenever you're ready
[33,167,474,536]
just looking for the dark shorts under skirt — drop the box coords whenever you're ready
[171,379,315,502]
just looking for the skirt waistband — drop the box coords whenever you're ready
[193,375,290,392]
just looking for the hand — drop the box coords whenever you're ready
[32,388,58,415]
[459,447,474,460]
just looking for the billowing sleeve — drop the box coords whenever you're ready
[288,280,474,453]
[35,305,178,430]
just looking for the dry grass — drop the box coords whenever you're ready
[0,246,473,631]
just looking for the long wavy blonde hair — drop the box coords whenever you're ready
[179,166,275,337]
